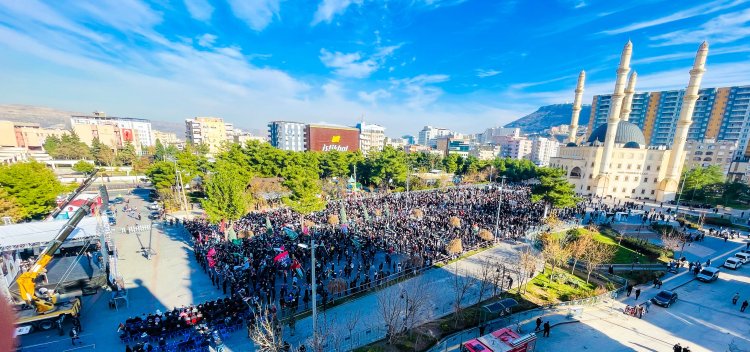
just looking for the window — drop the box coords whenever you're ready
[627,164,632,169]
[632,189,636,193]
[634,177,639,182]
[622,188,626,192]
[651,190,655,195]
[644,177,648,182]
[647,165,651,171]
[587,186,591,190]
[613,187,617,192]
[641,189,645,194]
[615,176,620,181]
[617,164,622,169]
[657,166,660,171]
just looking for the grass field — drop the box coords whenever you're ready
[554,228,658,264]
[523,266,602,304]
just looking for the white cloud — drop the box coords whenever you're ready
[196,33,217,47]
[632,44,750,65]
[390,74,450,109]
[184,0,214,21]
[226,0,281,31]
[476,69,502,78]
[319,45,401,78]
[651,8,750,46]
[358,89,391,105]
[319,49,378,78]
[600,0,746,35]
[312,0,362,25]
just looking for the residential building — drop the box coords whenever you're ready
[401,135,416,145]
[357,122,386,155]
[469,145,501,160]
[73,123,140,153]
[496,135,533,160]
[530,137,560,166]
[151,130,179,145]
[479,127,520,144]
[586,85,750,158]
[234,129,267,145]
[683,139,738,174]
[268,121,307,151]
[385,137,407,149]
[185,117,230,154]
[417,126,452,146]
[71,112,153,151]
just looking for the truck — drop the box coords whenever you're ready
[13,200,94,336]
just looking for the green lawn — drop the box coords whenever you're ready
[589,231,658,264]
[523,266,600,304]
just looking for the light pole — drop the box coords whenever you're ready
[298,234,318,342]
[494,176,507,238]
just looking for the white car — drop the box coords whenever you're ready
[734,252,750,264]
[696,267,720,282]
[724,257,743,270]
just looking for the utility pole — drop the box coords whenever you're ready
[311,235,317,342]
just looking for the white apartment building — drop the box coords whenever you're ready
[530,137,560,166]
[268,121,306,151]
[469,145,501,160]
[185,117,230,155]
[479,127,520,143]
[417,126,452,146]
[357,122,386,155]
[71,111,153,148]
[497,135,533,160]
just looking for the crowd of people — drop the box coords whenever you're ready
[184,185,577,318]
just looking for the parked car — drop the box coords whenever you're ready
[734,252,750,264]
[148,211,161,220]
[111,196,125,204]
[108,216,117,225]
[651,290,678,308]
[724,257,743,270]
[147,202,161,211]
[696,267,720,282]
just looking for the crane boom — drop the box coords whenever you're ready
[17,200,94,313]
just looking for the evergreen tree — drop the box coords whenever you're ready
[202,161,253,223]
[0,161,68,220]
[531,167,579,208]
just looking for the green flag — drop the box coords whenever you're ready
[339,204,348,224]
[265,216,273,235]
[227,226,237,241]
[362,204,370,223]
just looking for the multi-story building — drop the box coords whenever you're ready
[73,122,140,153]
[530,137,560,166]
[268,121,307,151]
[357,122,386,156]
[385,137,407,149]
[0,121,66,151]
[71,112,153,151]
[306,124,359,152]
[185,117,231,154]
[469,145,501,160]
[587,85,750,158]
[683,139,738,174]
[401,135,416,145]
[417,126,452,146]
[496,135,533,160]
[151,130,179,145]
[479,127,520,144]
[233,129,267,145]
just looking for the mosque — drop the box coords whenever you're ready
[549,41,709,202]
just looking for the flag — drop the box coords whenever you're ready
[227,226,237,241]
[265,216,273,235]
[341,223,349,234]
[284,227,299,240]
[384,205,390,218]
[219,219,226,234]
[339,204,348,224]
[274,251,290,264]
[362,204,371,223]
[291,260,304,279]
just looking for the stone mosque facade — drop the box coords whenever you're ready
[549,41,709,202]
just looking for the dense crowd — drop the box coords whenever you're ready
[184,185,575,317]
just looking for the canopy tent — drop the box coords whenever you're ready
[0,217,100,251]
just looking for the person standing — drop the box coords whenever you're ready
[542,321,550,337]
[535,317,542,331]
[626,284,633,297]
[673,343,682,352]
[635,288,641,300]
[70,327,81,345]
[741,300,748,312]
[733,293,740,305]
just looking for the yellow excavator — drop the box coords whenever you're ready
[14,200,94,334]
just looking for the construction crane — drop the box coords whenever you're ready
[16,200,94,314]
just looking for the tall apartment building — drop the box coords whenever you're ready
[530,137,560,166]
[479,127,520,144]
[417,126,452,146]
[71,112,153,150]
[684,139,738,174]
[185,117,232,155]
[0,121,66,151]
[496,135,533,160]
[268,121,307,151]
[587,85,750,158]
[357,122,386,156]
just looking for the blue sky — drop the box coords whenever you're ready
[0,0,749,136]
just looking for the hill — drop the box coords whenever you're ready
[504,103,591,134]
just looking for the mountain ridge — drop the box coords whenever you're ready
[504,103,591,134]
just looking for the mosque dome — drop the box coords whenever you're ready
[587,121,646,146]
[623,141,641,149]
[566,142,577,147]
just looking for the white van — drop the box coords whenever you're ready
[734,252,750,264]
[724,257,743,270]
[696,267,720,282]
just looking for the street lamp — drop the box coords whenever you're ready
[298,234,319,342]
[494,176,507,238]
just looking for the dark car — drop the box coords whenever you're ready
[651,290,678,308]
[111,197,125,204]
[148,211,161,220]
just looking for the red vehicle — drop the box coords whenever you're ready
[462,327,537,352]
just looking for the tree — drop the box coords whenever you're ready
[494,158,538,182]
[146,161,177,189]
[566,229,594,274]
[47,132,91,160]
[248,304,286,352]
[131,156,151,174]
[583,241,615,283]
[540,233,570,273]
[0,188,26,222]
[117,142,137,166]
[43,135,61,155]
[0,161,68,220]
[451,266,477,327]
[475,258,495,304]
[359,146,408,190]
[201,161,253,223]
[659,226,683,259]
[95,146,116,166]
[531,167,579,208]
[72,160,95,174]
[512,247,538,294]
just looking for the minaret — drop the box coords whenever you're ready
[598,41,633,176]
[619,71,638,122]
[568,70,586,144]
[666,41,708,182]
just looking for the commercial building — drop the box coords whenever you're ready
[0,121,66,151]
[306,124,359,152]
[552,41,708,202]
[185,117,232,155]
[587,84,750,158]
[268,121,307,151]
[417,126,452,146]
[530,137,560,166]
[357,122,386,155]
[683,139,738,174]
[71,112,153,151]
